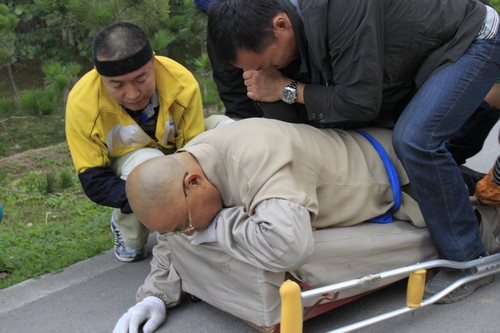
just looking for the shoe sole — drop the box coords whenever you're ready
[435,274,495,304]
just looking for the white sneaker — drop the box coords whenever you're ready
[110,216,147,262]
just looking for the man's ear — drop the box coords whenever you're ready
[272,12,292,31]
[185,173,205,189]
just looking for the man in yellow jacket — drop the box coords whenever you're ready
[66,22,204,262]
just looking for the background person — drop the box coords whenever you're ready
[65,22,204,262]
[206,0,500,299]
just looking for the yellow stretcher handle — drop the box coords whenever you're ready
[280,279,303,333]
[407,269,426,308]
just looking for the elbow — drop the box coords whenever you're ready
[268,235,315,272]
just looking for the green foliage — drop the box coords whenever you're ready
[19,89,55,116]
[0,97,15,117]
[7,0,207,66]
[0,5,8,16]
[0,192,112,289]
[0,4,20,66]
[41,60,82,100]
[193,52,223,109]
[0,142,113,289]
[35,171,74,194]
[160,1,207,65]
[0,112,66,157]
[58,171,74,189]
[150,30,177,56]
[36,172,56,194]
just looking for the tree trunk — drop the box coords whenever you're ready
[6,65,19,101]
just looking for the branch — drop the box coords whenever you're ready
[0,186,84,196]
[0,116,34,124]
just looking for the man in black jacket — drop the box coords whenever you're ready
[207,0,500,303]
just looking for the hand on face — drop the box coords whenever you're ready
[242,69,290,102]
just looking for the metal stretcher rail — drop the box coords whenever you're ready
[279,252,500,333]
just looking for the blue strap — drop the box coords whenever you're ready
[353,130,401,223]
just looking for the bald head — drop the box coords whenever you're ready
[126,155,186,227]
[126,151,223,234]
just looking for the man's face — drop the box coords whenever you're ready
[233,40,297,75]
[100,57,156,111]
[142,179,223,237]
[232,13,298,74]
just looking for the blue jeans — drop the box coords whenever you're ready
[393,31,500,262]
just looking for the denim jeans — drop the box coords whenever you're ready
[393,31,500,262]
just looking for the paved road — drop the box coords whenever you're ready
[1,121,500,333]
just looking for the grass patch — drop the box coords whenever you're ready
[0,112,66,158]
[0,143,113,290]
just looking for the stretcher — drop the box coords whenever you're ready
[168,220,438,332]
[279,252,500,333]
[168,204,500,333]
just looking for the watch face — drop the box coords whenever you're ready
[282,87,297,104]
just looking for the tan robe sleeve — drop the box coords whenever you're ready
[136,233,182,308]
[216,198,315,272]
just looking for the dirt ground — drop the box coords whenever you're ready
[0,144,72,177]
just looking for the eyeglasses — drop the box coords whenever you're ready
[162,172,194,236]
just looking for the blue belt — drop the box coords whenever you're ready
[353,130,401,223]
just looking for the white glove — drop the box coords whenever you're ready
[113,296,166,333]
[215,117,235,128]
[186,210,224,245]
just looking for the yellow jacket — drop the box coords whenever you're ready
[66,56,204,174]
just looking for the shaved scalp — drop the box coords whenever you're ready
[126,155,186,223]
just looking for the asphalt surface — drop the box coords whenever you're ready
[1,121,500,333]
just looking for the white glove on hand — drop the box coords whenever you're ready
[187,210,225,246]
[215,117,236,128]
[113,296,166,333]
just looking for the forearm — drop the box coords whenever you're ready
[302,83,380,123]
[136,234,182,307]
[215,199,314,272]
[78,166,132,214]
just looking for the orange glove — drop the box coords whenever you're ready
[475,168,500,207]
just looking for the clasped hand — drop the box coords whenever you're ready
[243,69,290,102]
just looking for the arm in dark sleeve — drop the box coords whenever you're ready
[78,166,132,214]
[302,0,384,124]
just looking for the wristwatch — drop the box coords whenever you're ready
[281,80,299,104]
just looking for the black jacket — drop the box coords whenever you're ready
[259,0,486,128]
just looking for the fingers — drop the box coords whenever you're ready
[242,70,256,80]
[142,315,165,333]
[113,313,132,333]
